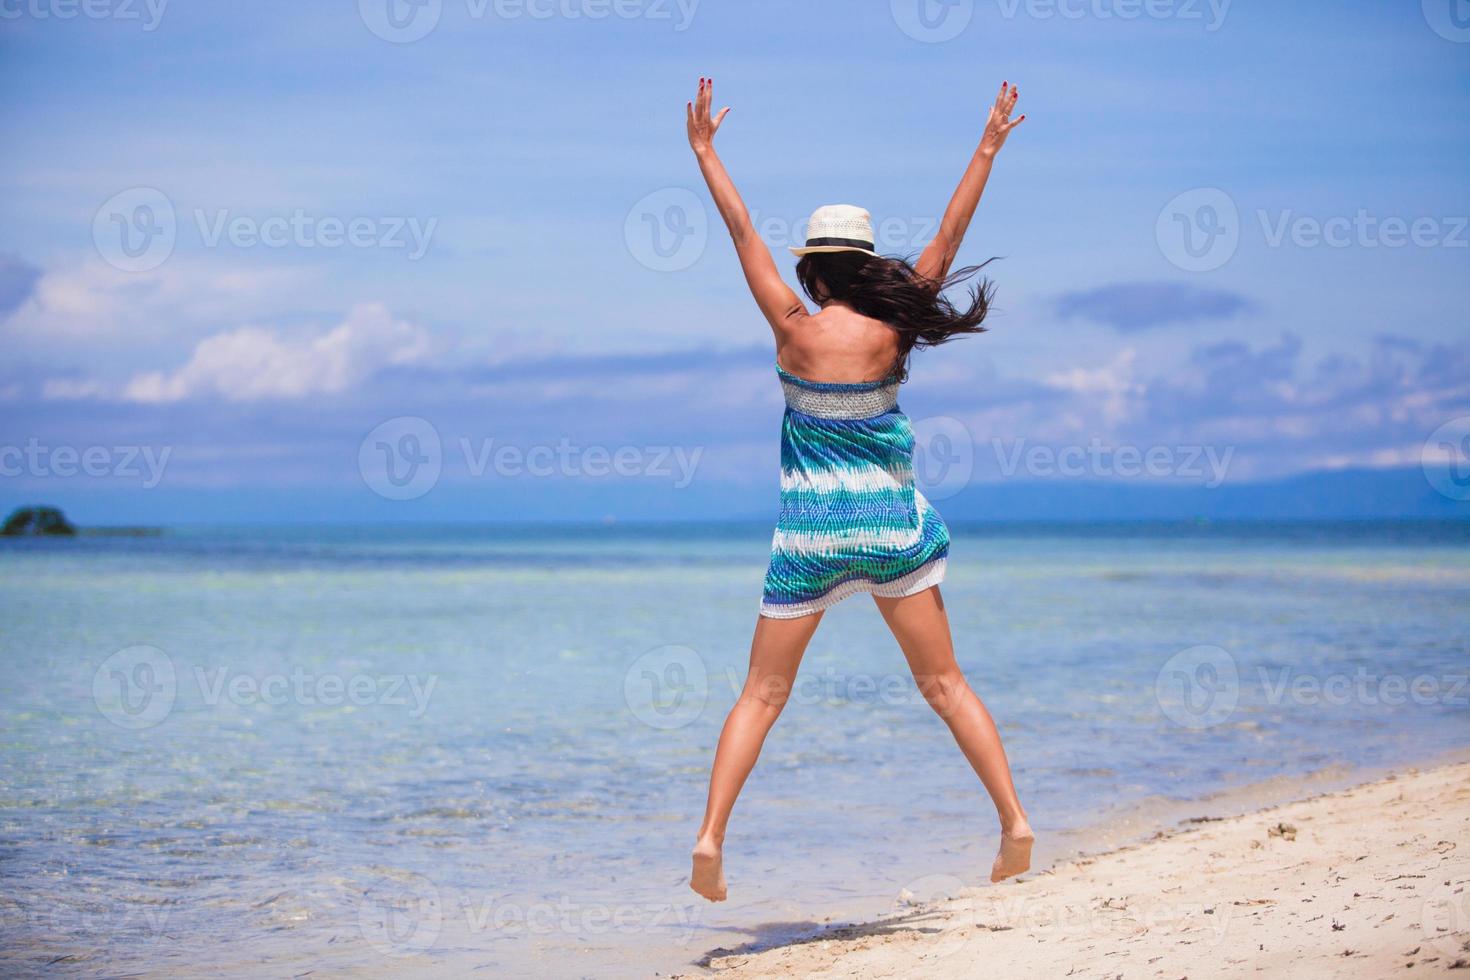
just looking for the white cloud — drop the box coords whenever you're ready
[123,302,432,403]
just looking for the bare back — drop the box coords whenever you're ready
[774,303,901,383]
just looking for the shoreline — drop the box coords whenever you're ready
[674,753,1470,977]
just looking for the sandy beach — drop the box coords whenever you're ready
[681,761,1470,978]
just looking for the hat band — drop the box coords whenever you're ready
[804,236,875,251]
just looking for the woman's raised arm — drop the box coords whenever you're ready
[915,81,1025,283]
[687,77,808,334]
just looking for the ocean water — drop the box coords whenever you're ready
[1,522,1468,977]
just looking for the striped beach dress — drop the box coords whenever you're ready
[759,362,951,619]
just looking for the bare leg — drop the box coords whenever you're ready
[872,586,1033,882]
[690,610,823,901]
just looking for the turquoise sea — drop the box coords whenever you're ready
[2,522,1468,977]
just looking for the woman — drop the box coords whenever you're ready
[685,77,1031,902]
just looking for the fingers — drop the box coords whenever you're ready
[994,81,1019,119]
[1005,114,1026,132]
[714,106,730,131]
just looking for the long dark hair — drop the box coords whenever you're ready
[795,252,995,382]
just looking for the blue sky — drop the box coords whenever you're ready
[1,0,1467,522]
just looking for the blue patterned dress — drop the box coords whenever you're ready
[759,363,951,618]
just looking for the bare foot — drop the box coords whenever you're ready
[690,839,727,902]
[991,822,1034,883]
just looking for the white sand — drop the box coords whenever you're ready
[680,762,1470,978]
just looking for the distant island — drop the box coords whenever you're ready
[2,506,77,536]
[0,507,163,537]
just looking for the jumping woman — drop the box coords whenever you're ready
[685,77,1032,902]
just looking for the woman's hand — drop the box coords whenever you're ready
[977,81,1025,159]
[686,76,730,155]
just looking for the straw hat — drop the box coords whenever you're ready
[789,204,878,257]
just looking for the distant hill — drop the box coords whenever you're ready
[935,466,1470,523]
[10,466,1468,525]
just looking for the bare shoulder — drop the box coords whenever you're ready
[776,307,899,381]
